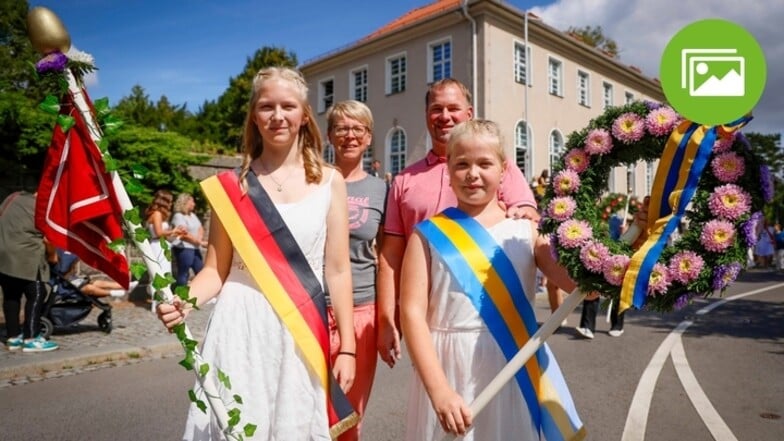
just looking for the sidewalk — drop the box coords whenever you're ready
[0,286,213,385]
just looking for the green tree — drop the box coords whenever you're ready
[567,25,619,58]
[114,85,157,128]
[745,132,784,222]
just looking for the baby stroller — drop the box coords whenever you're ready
[39,251,113,338]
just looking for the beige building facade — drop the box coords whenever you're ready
[300,0,665,198]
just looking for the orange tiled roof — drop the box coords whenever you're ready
[363,0,461,42]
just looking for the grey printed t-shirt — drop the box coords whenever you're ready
[327,175,386,306]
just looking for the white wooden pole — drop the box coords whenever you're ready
[65,70,232,435]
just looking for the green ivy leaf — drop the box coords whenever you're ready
[123,207,142,224]
[57,114,75,132]
[183,338,198,351]
[198,362,210,377]
[101,115,123,135]
[107,238,125,253]
[134,226,151,243]
[173,323,187,340]
[233,394,243,405]
[97,137,110,154]
[104,156,119,172]
[130,262,147,281]
[94,97,111,118]
[39,95,61,115]
[188,389,198,403]
[129,164,150,180]
[218,369,232,390]
[243,424,257,437]
[125,178,145,196]
[152,273,171,290]
[195,399,207,414]
[227,408,241,427]
[174,284,190,300]
[179,350,195,371]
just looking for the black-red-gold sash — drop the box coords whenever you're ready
[201,170,357,439]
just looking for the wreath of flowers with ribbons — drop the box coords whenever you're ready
[539,101,772,312]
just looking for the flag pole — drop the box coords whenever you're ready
[440,288,586,441]
[63,69,232,435]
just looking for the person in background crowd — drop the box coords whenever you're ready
[327,99,387,440]
[0,191,60,352]
[369,159,382,178]
[170,193,207,288]
[376,78,539,369]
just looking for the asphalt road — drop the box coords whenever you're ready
[1,271,782,440]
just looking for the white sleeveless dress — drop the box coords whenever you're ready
[148,221,172,274]
[405,218,540,441]
[183,172,334,440]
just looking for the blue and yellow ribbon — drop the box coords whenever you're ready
[417,207,585,441]
[620,115,752,313]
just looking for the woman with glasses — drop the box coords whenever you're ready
[326,100,387,441]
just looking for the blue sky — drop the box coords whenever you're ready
[32,0,783,135]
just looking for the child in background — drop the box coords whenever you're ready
[400,120,584,440]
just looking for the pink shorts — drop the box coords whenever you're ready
[328,303,378,441]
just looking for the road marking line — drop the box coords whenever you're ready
[621,283,784,441]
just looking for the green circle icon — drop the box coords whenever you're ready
[660,19,766,126]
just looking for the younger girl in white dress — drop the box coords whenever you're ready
[157,67,357,440]
[400,120,584,440]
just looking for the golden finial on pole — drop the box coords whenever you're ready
[27,6,71,54]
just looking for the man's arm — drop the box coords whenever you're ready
[500,162,539,220]
[377,234,405,368]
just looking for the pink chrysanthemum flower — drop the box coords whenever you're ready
[556,219,593,248]
[647,263,670,296]
[564,148,590,173]
[547,197,577,221]
[579,241,610,273]
[611,112,645,144]
[713,134,736,153]
[711,152,745,183]
[603,254,630,286]
[700,219,736,252]
[708,184,751,220]
[668,251,704,284]
[645,106,679,136]
[583,129,613,155]
[553,169,581,196]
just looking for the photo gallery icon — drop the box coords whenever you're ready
[681,48,745,97]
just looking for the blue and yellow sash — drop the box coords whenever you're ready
[417,207,585,441]
[201,170,357,438]
[619,116,751,313]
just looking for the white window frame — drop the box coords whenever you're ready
[625,91,635,104]
[577,70,590,107]
[626,165,636,194]
[513,41,532,86]
[428,38,452,83]
[548,56,563,97]
[514,120,532,179]
[549,129,564,170]
[386,52,407,95]
[362,145,374,172]
[602,81,614,109]
[317,77,334,114]
[349,66,369,103]
[646,161,655,194]
[387,127,407,175]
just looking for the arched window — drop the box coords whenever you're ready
[362,145,374,172]
[549,130,564,171]
[514,121,531,179]
[388,128,407,175]
[323,143,335,165]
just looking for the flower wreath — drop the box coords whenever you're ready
[539,101,772,312]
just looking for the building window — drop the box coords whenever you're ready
[429,39,452,82]
[646,161,654,194]
[351,67,368,102]
[362,145,374,172]
[318,78,334,113]
[625,91,635,104]
[514,42,531,85]
[548,57,563,96]
[627,165,636,194]
[389,128,407,175]
[515,121,531,178]
[387,53,407,94]
[603,82,613,109]
[549,130,564,170]
[577,70,590,107]
[323,143,335,165]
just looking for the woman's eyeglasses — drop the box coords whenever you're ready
[333,125,369,137]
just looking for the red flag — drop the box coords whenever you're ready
[35,90,129,289]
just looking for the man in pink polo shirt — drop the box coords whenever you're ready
[376,78,539,367]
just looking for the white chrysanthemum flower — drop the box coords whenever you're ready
[66,46,95,67]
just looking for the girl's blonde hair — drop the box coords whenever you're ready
[325,100,375,134]
[145,189,173,220]
[238,67,324,190]
[446,119,506,163]
[173,193,193,214]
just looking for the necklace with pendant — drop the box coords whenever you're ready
[260,162,295,192]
